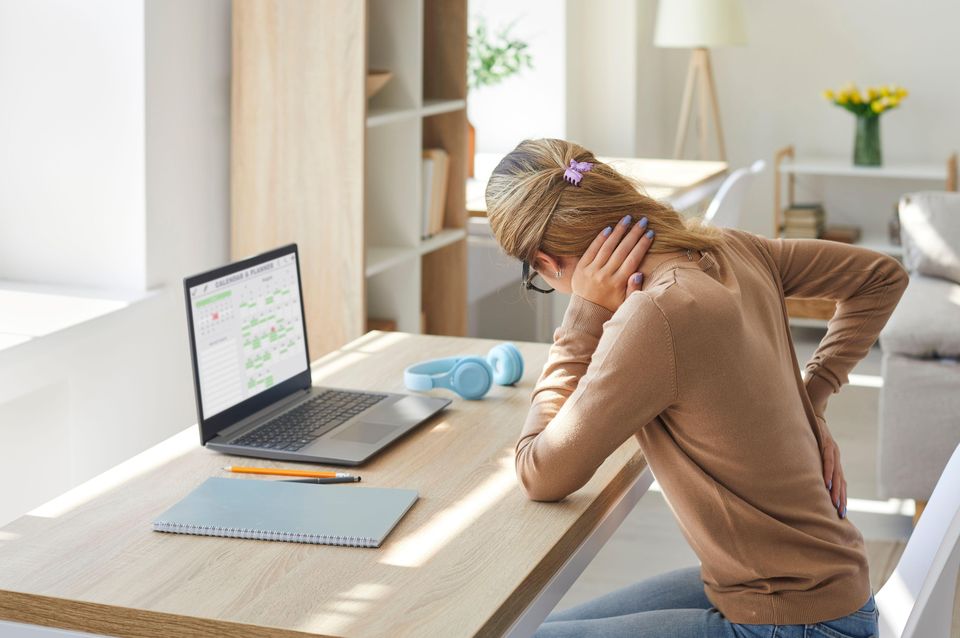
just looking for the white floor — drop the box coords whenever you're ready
[555,326,916,611]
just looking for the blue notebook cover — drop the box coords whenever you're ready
[153,477,418,548]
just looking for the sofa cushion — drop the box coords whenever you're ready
[880,274,960,357]
[899,191,960,284]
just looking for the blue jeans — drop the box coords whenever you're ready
[535,566,879,638]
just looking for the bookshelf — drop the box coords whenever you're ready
[231,0,468,359]
[773,145,958,324]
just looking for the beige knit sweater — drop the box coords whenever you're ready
[517,228,909,625]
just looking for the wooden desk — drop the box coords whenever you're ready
[467,152,728,215]
[0,331,651,638]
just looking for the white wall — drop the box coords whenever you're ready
[0,0,147,291]
[0,0,230,527]
[467,0,567,153]
[566,0,645,157]
[655,0,960,235]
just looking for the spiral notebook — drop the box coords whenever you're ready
[152,477,418,548]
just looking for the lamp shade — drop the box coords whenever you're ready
[654,0,747,48]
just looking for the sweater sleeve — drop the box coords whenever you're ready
[748,233,909,392]
[516,292,678,502]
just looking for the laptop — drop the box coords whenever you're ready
[183,243,451,466]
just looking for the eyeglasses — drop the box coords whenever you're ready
[521,260,555,294]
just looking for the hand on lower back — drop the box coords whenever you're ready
[572,214,654,313]
[817,415,847,519]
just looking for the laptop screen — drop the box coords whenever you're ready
[187,251,309,420]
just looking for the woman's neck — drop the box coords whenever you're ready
[640,250,692,282]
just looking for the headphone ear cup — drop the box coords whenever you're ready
[487,343,524,386]
[450,357,493,400]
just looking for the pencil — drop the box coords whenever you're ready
[281,477,362,484]
[222,465,359,480]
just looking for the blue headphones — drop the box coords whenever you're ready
[403,343,524,400]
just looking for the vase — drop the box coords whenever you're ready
[853,114,882,167]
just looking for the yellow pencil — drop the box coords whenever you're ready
[222,465,358,479]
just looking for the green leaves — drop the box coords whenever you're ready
[467,16,534,91]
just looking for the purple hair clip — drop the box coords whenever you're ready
[563,159,594,186]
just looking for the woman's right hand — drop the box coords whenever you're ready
[572,214,654,313]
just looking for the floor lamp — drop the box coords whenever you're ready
[654,0,746,161]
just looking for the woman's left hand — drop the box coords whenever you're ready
[817,415,847,519]
[572,215,653,312]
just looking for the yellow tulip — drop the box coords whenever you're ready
[867,87,879,100]
[823,89,835,100]
[888,96,900,108]
[880,86,890,97]
[898,88,909,99]
[837,94,849,105]
[871,101,884,114]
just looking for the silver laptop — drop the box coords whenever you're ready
[183,243,450,466]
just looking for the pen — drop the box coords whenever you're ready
[222,465,359,480]
[281,477,362,484]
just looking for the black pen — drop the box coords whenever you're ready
[281,476,361,484]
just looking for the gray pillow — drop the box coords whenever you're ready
[899,191,960,284]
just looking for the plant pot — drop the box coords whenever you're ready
[853,114,882,167]
[467,118,476,178]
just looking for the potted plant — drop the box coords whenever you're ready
[822,83,908,167]
[467,16,533,176]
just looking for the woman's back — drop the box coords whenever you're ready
[516,227,908,625]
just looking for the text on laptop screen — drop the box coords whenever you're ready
[189,253,308,419]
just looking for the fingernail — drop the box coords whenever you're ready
[827,479,832,490]
[631,273,643,285]
[602,226,613,237]
[620,215,632,226]
[639,216,649,228]
[841,505,846,518]
[646,229,655,239]
[836,497,840,508]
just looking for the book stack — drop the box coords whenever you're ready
[421,148,449,238]
[782,203,825,239]
[821,224,862,244]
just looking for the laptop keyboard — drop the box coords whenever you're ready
[232,389,388,452]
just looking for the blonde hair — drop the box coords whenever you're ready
[485,138,724,267]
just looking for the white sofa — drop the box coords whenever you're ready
[878,192,960,500]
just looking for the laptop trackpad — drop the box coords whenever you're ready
[331,396,440,445]
[331,421,398,445]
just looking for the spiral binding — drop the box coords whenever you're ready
[153,521,376,548]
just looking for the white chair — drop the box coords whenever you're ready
[876,441,960,637]
[702,159,766,228]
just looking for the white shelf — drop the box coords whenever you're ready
[367,99,466,127]
[365,245,416,277]
[781,157,948,181]
[365,228,467,277]
[856,235,904,257]
[367,105,420,128]
[420,98,466,117]
[417,227,466,254]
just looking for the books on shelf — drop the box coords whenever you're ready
[782,203,825,239]
[422,148,449,239]
[821,224,862,244]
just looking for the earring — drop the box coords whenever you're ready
[555,269,563,279]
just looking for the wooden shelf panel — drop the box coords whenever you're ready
[423,0,467,102]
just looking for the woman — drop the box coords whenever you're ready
[485,138,907,638]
